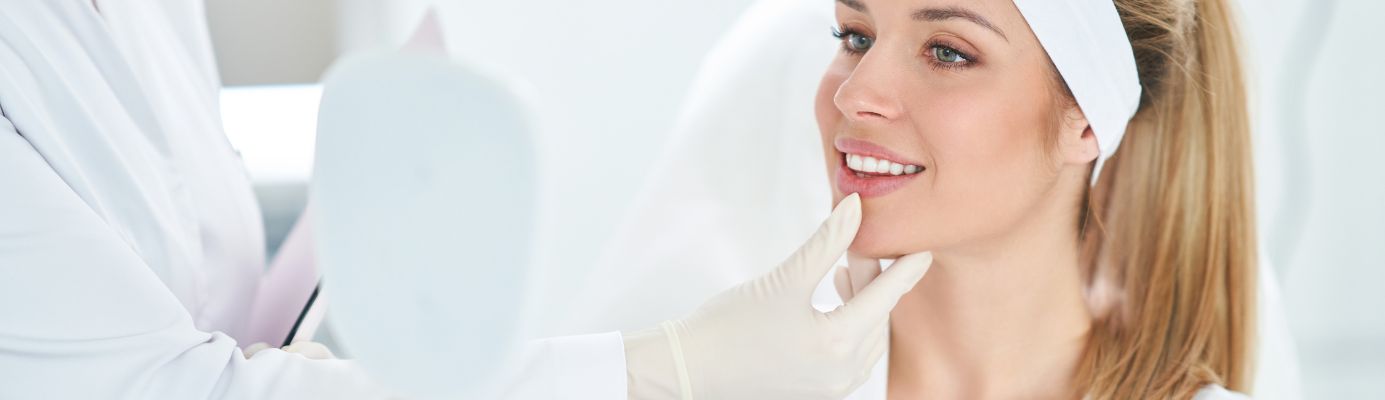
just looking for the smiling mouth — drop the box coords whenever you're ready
[842,152,926,177]
[833,137,927,197]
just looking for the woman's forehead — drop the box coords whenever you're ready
[836,0,1024,22]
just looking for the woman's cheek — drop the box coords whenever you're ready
[816,60,850,200]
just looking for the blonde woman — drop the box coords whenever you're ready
[820,0,1256,398]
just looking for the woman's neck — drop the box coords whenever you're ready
[887,207,1093,399]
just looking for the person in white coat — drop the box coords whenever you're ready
[0,1,928,399]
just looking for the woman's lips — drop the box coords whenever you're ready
[835,157,923,197]
[834,137,922,166]
[834,137,925,198]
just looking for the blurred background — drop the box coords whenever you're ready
[208,0,1382,397]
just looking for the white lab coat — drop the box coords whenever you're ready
[0,1,624,398]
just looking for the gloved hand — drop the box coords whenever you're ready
[834,251,929,304]
[623,193,934,400]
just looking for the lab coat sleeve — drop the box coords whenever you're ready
[0,117,392,399]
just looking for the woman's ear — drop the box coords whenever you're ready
[1059,103,1100,165]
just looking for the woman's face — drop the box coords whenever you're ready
[816,0,1095,258]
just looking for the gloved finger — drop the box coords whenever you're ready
[833,265,854,302]
[282,341,337,360]
[832,251,933,330]
[781,193,861,291]
[846,252,881,297]
[242,342,271,359]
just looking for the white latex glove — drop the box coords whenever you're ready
[623,193,934,399]
[833,251,929,304]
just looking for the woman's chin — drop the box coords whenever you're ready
[847,230,907,259]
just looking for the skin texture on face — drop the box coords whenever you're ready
[816,0,1099,259]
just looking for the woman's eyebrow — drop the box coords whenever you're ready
[913,6,1009,42]
[837,0,867,13]
[835,1,1009,43]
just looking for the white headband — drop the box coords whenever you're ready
[1013,0,1142,185]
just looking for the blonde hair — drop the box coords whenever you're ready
[1074,0,1257,398]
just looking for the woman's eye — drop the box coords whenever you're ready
[931,45,967,64]
[831,26,874,54]
[845,33,874,52]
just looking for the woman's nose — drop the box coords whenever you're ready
[833,55,904,123]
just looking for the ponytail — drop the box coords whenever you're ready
[1076,0,1257,397]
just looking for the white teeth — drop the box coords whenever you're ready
[843,152,923,176]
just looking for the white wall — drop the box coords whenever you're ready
[1264,1,1385,396]
[1240,0,1385,397]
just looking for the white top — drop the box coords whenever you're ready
[847,375,1248,399]
[842,356,1249,399]
[0,1,625,398]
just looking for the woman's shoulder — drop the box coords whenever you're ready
[1194,384,1250,400]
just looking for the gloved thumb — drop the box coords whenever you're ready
[782,193,862,292]
[830,251,933,329]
